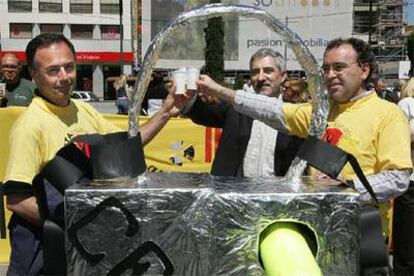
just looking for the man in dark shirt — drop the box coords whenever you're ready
[0,53,36,106]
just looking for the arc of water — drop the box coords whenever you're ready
[128,3,329,180]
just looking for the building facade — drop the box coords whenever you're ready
[353,0,408,80]
[1,0,411,100]
[0,0,136,100]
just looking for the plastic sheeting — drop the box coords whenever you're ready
[65,173,360,275]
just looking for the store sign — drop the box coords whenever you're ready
[239,0,353,69]
[76,52,134,62]
[142,0,353,70]
[0,51,134,63]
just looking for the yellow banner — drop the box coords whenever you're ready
[0,107,220,263]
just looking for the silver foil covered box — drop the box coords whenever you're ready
[65,173,360,275]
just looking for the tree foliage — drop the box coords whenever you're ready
[204,0,225,83]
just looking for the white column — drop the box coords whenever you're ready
[62,0,70,13]
[93,25,100,40]
[63,24,71,38]
[93,64,104,99]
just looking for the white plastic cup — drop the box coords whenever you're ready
[186,67,200,91]
[0,83,5,97]
[172,68,187,94]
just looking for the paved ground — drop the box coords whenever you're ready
[89,100,118,114]
[0,264,7,275]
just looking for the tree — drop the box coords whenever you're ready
[204,0,225,83]
[234,73,245,90]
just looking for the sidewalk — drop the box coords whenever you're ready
[89,100,118,114]
[0,264,7,275]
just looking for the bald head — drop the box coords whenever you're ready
[1,53,22,84]
[1,53,19,63]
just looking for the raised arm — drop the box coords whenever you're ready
[197,74,289,133]
[139,92,178,146]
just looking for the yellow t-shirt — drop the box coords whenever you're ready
[4,97,120,184]
[283,92,412,180]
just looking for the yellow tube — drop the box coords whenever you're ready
[259,222,322,276]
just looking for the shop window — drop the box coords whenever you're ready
[71,25,94,39]
[8,0,32,12]
[39,0,62,13]
[101,25,120,40]
[100,0,119,14]
[40,24,63,34]
[70,0,92,14]
[9,23,33,39]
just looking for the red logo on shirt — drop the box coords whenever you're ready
[322,128,343,145]
[65,133,91,158]
[73,142,91,158]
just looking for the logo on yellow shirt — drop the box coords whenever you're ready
[322,127,343,145]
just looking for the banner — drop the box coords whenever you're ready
[142,0,354,70]
[0,107,221,263]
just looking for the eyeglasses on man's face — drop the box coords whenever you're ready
[321,62,360,75]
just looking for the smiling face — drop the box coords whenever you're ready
[322,44,370,103]
[30,42,76,107]
[250,56,286,97]
[1,54,22,84]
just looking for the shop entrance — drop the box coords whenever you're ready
[103,64,121,100]
[77,64,93,91]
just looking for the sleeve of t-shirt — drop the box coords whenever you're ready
[4,121,44,185]
[398,98,414,139]
[282,103,313,138]
[376,108,412,171]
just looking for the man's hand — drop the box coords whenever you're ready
[197,92,219,105]
[6,194,41,226]
[160,93,182,117]
[197,74,236,104]
[313,171,342,186]
[166,80,195,115]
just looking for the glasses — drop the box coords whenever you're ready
[321,62,360,75]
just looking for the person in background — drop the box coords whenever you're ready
[141,72,169,116]
[393,79,405,100]
[113,74,130,115]
[283,78,309,103]
[394,77,414,275]
[0,53,36,106]
[3,33,177,275]
[375,77,399,104]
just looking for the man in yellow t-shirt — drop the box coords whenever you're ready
[3,33,176,275]
[191,37,412,273]
[195,37,412,203]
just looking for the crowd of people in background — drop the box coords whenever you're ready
[0,33,413,275]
